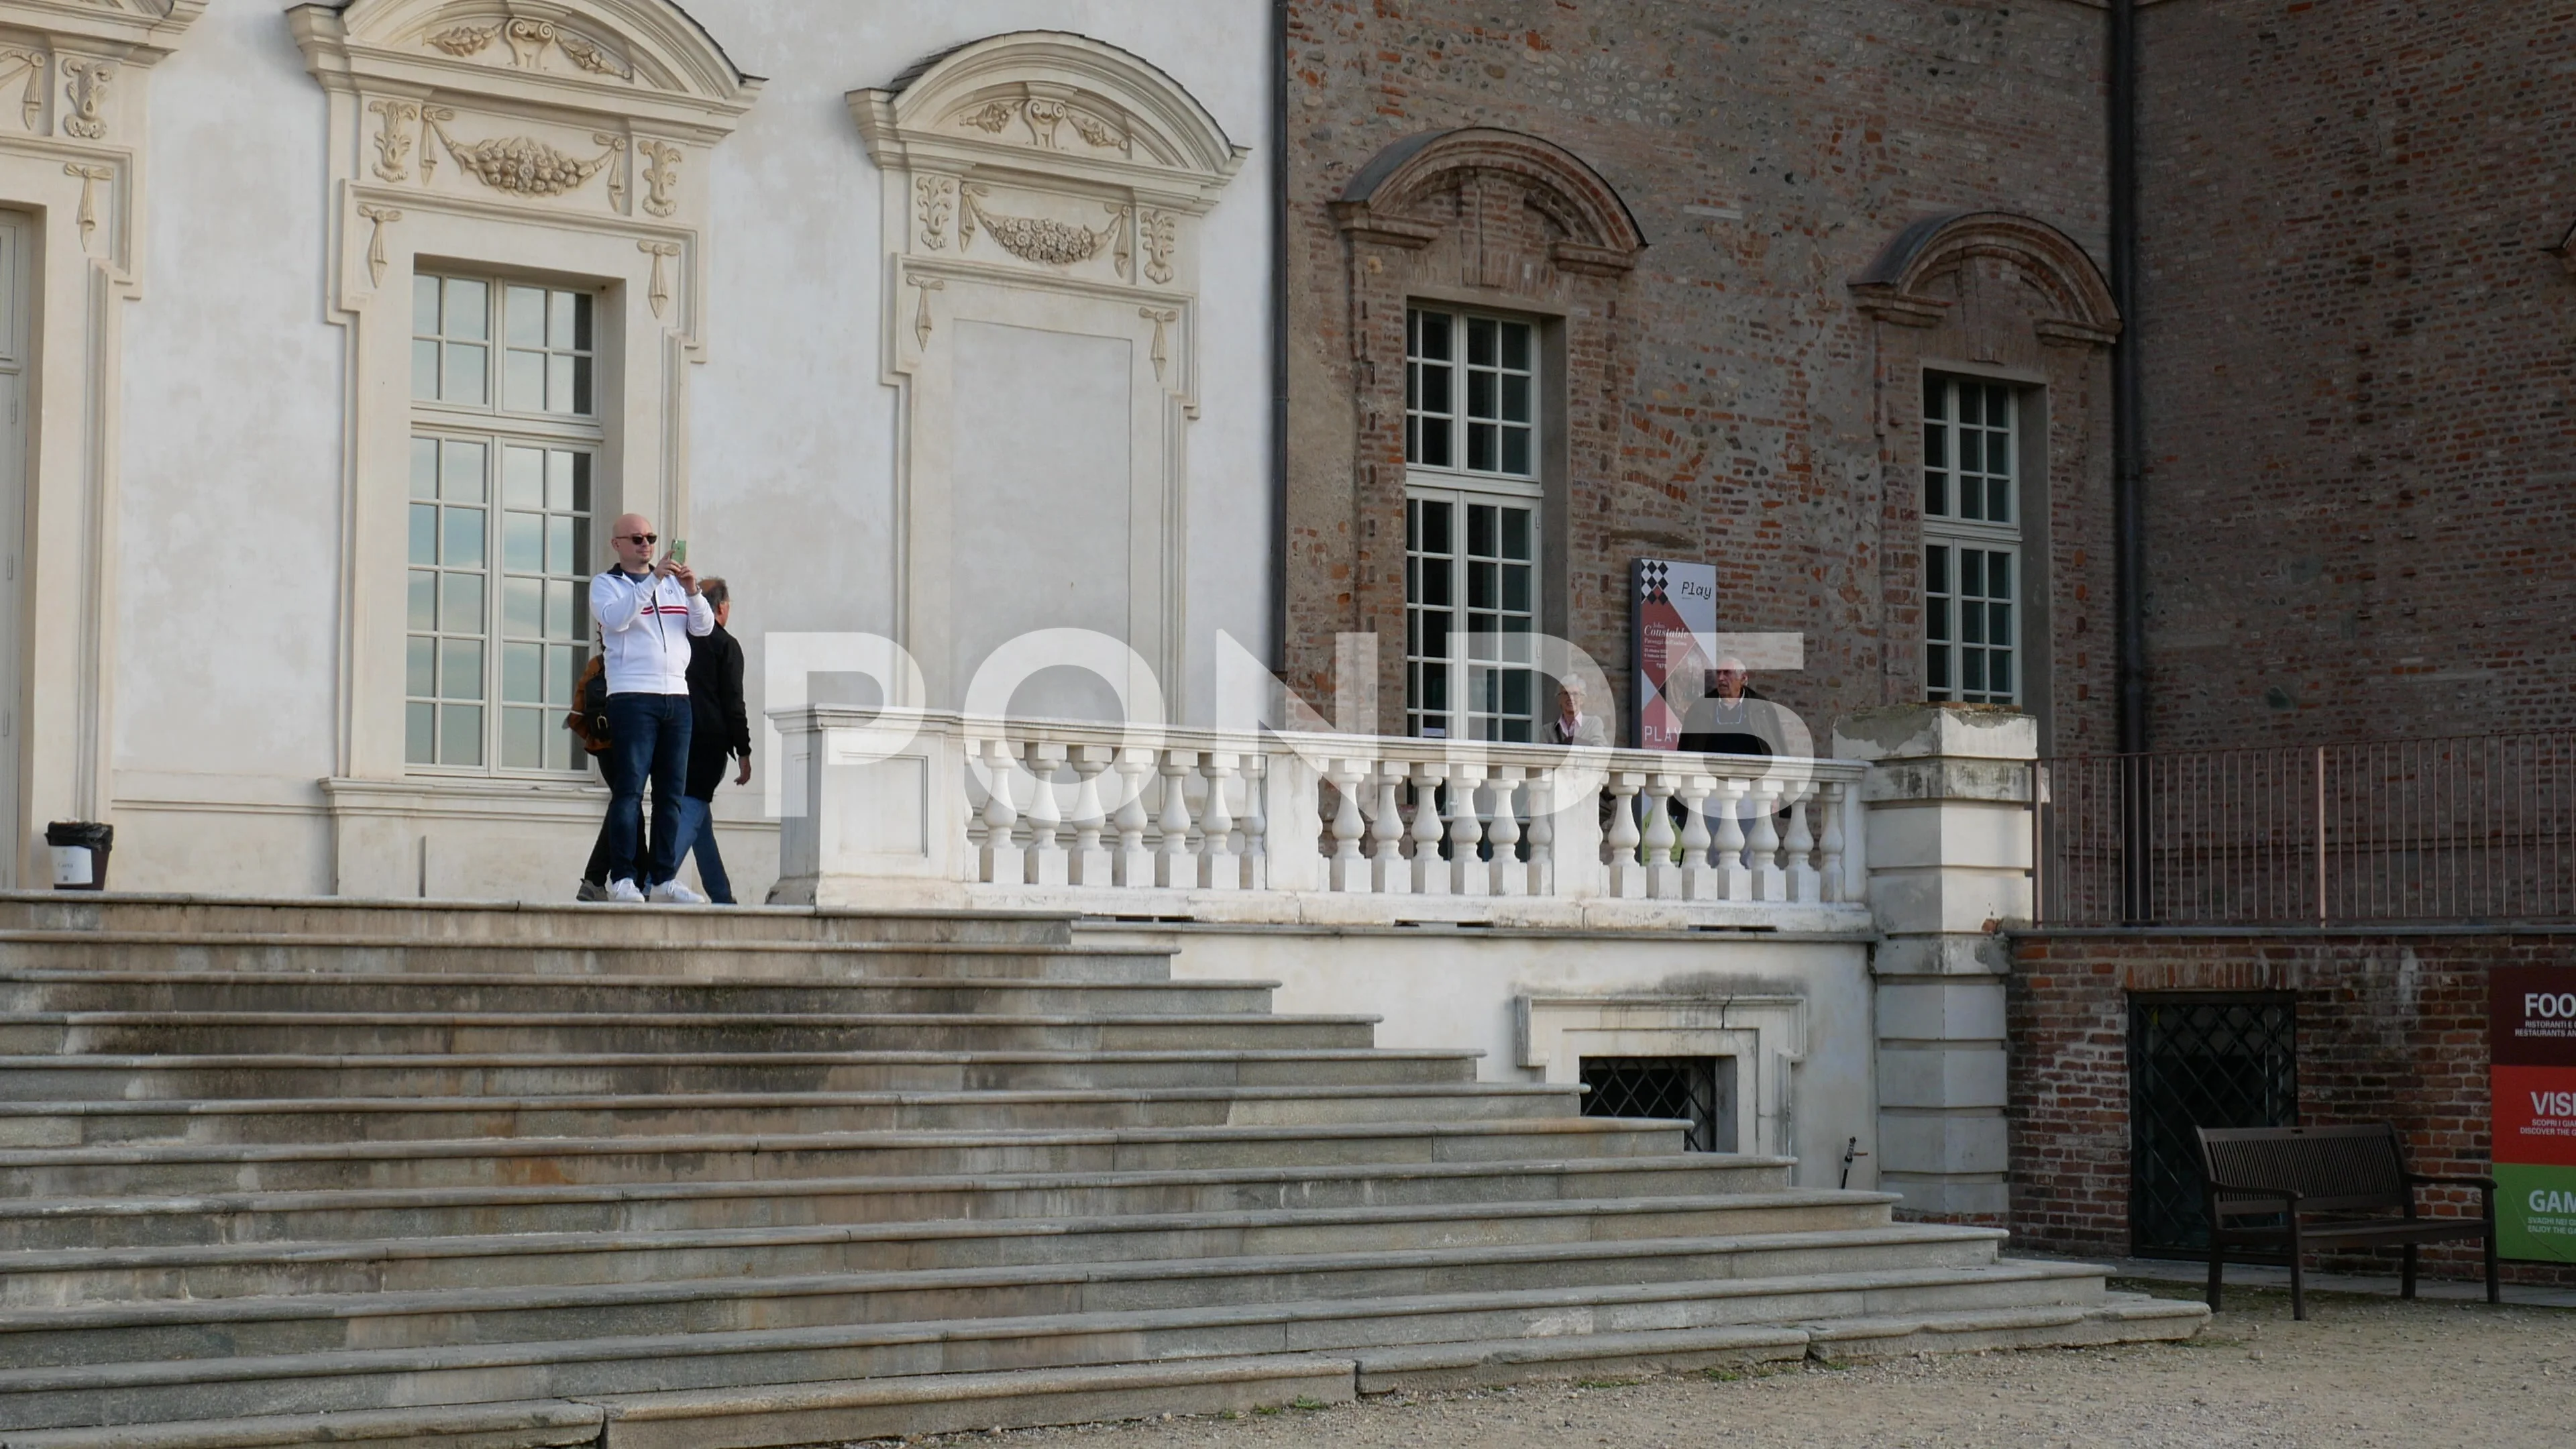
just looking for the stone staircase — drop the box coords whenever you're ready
[0,896,2203,1448]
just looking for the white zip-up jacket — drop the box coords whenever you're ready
[590,568,713,696]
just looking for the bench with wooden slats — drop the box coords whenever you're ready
[2195,1122,2498,1320]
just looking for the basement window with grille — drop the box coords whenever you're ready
[1578,1056,1737,1152]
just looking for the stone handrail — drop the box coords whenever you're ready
[770,706,1869,924]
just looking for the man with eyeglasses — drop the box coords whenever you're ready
[590,514,713,903]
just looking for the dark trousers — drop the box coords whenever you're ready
[671,794,734,904]
[603,693,692,887]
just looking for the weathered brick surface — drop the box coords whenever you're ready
[2010,929,2576,1286]
[2135,1,2576,749]
[1283,0,2121,746]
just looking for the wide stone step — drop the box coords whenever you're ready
[1,1191,1901,1304]
[0,1118,1683,1199]
[0,936,1176,983]
[0,1226,2009,1367]
[0,1011,1379,1057]
[0,973,1265,1016]
[0,1083,1580,1148]
[0,1260,2110,1432]
[0,1047,1487,1102]
[0,1293,2213,1449]
[0,896,1081,949]
[0,1356,1358,1449]
[0,1155,1795,1252]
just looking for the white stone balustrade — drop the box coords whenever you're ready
[772,706,1869,925]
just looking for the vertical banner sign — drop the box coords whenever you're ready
[2493,967,2576,1263]
[1631,559,1716,749]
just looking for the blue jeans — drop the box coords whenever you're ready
[603,693,692,887]
[670,794,735,904]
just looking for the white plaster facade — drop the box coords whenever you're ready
[72,0,1273,900]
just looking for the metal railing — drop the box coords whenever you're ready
[2035,732,2576,926]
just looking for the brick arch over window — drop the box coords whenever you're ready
[1285,128,1644,716]
[1331,127,1647,278]
[1844,210,2121,749]
[1849,211,2120,347]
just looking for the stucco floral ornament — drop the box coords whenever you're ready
[959,184,1126,269]
[425,114,625,199]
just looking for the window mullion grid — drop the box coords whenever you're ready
[408,272,600,775]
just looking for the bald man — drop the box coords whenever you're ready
[590,513,713,903]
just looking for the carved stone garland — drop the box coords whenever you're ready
[958,183,1128,271]
[423,111,626,201]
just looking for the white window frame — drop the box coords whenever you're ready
[1921,374,2022,706]
[406,272,604,777]
[1403,305,1544,743]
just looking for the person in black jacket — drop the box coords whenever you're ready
[668,576,753,904]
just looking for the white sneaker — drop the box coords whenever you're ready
[647,879,707,905]
[604,877,647,904]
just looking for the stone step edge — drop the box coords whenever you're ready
[2,1189,1901,1273]
[0,1153,1791,1222]
[0,1046,1487,1070]
[0,970,1238,989]
[0,931,1143,957]
[0,1258,2104,1395]
[4,1010,1367,1028]
[1794,1290,2212,1358]
[0,1355,1360,1449]
[0,1298,2196,1448]
[0,1223,2002,1332]
[0,1082,1577,1118]
[0,1114,1666,1171]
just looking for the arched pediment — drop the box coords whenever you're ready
[850,32,1245,211]
[288,0,759,129]
[1333,128,1646,275]
[1849,211,2120,347]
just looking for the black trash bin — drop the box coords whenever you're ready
[45,821,112,891]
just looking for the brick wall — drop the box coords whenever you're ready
[1282,0,2121,747]
[2136,1,2576,749]
[2009,928,2576,1285]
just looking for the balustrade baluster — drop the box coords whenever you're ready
[1605,770,1646,898]
[1784,781,1821,902]
[1713,779,1752,900]
[1023,741,1070,886]
[1748,780,1786,900]
[979,737,1023,886]
[1642,773,1682,898]
[1372,758,1412,894]
[1067,745,1113,887]
[1523,773,1557,896]
[1819,779,1847,903]
[1199,752,1241,890]
[1156,748,1199,889]
[1448,759,1490,896]
[1240,753,1269,892]
[1111,747,1156,888]
[1410,760,1451,895]
[1327,757,1371,893]
[1677,773,1716,900]
[1489,765,1526,896]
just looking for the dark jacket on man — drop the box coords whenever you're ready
[683,621,750,800]
[1677,685,1774,758]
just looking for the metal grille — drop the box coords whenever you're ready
[1579,1056,1735,1152]
[2036,733,2576,926]
[2130,996,2298,1254]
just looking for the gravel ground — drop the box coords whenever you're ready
[861,1283,2576,1449]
